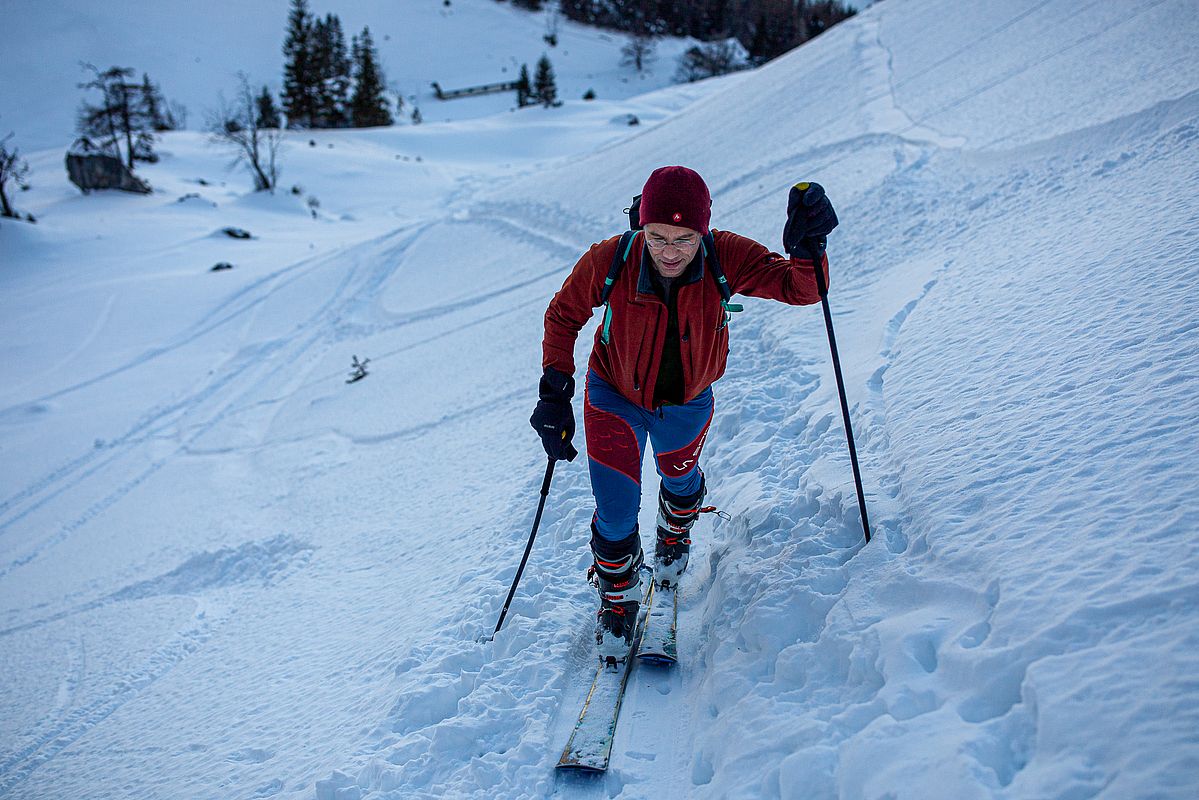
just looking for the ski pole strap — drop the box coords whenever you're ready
[805,236,829,297]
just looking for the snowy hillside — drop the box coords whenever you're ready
[3,0,1199,799]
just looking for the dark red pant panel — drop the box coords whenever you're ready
[584,394,642,486]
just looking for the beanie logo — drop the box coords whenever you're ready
[672,212,682,222]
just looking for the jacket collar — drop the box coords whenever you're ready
[636,241,705,297]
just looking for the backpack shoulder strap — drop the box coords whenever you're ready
[599,230,637,344]
[703,231,743,328]
[600,230,637,305]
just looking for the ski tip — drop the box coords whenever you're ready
[637,653,678,666]
[556,761,608,774]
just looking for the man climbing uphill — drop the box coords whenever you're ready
[531,165,838,661]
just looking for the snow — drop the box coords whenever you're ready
[1,0,709,151]
[2,0,1199,798]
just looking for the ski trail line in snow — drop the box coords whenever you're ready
[0,227,420,580]
[0,224,421,525]
[0,599,233,795]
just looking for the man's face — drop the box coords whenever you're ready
[643,222,701,279]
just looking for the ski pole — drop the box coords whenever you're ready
[807,237,871,543]
[487,456,556,639]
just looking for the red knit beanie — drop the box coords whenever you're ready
[639,166,711,234]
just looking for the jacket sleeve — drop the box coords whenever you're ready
[717,230,829,306]
[541,239,612,376]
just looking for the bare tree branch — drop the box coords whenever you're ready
[207,73,282,192]
[0,131,32,219]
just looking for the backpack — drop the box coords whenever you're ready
[599,195,743,345]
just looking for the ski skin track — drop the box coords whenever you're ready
[556,578,656,772]
[558,563,687,774]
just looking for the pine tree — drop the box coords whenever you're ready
[141,73,167,131]
[516,63,533,108]
[349,27,393,128]
[312,13,351,128]
[77,64,153,168]
[281,0,317,128]
[257,86,282,128]
[534,55,558,108]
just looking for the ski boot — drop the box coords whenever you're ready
[587,526,644,666]
[654,477,705,589]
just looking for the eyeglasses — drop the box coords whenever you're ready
[645,234,698,251]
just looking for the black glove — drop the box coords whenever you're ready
[783,182,839,261]
[530,366,578,462]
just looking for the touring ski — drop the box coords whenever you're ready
[556,579,654,772]
[637,576,678,664]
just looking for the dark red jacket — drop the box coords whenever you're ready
[542,230,828,410]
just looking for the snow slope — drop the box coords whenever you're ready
[3,0,1199,798]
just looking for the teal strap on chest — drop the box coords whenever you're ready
[705,238,743,330]
[718,298,743,330]
[600,231,638,345]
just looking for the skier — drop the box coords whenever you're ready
[530,166,838,660]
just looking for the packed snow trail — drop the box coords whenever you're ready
[326,1,1199,797]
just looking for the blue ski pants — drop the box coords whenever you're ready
[584,369,713,542]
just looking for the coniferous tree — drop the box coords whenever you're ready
[257,86,283,128]
[746,12,768,66]
[533,55,558,108]
[804,1,854,40]
[141,73,167,131]
[311,15,331,123]
[77,64,154,168]
[349,27,392,127]
[516,63,533,107]
[747,7,798,66]
[77,66,122,159]
[312,13,351,127]
[556,0,853,64]
[696,0,731,39]
[132,130,158,162]
[281,0,317,128]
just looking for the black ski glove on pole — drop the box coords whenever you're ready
[783,182,839,262]
[530,366,578,462]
